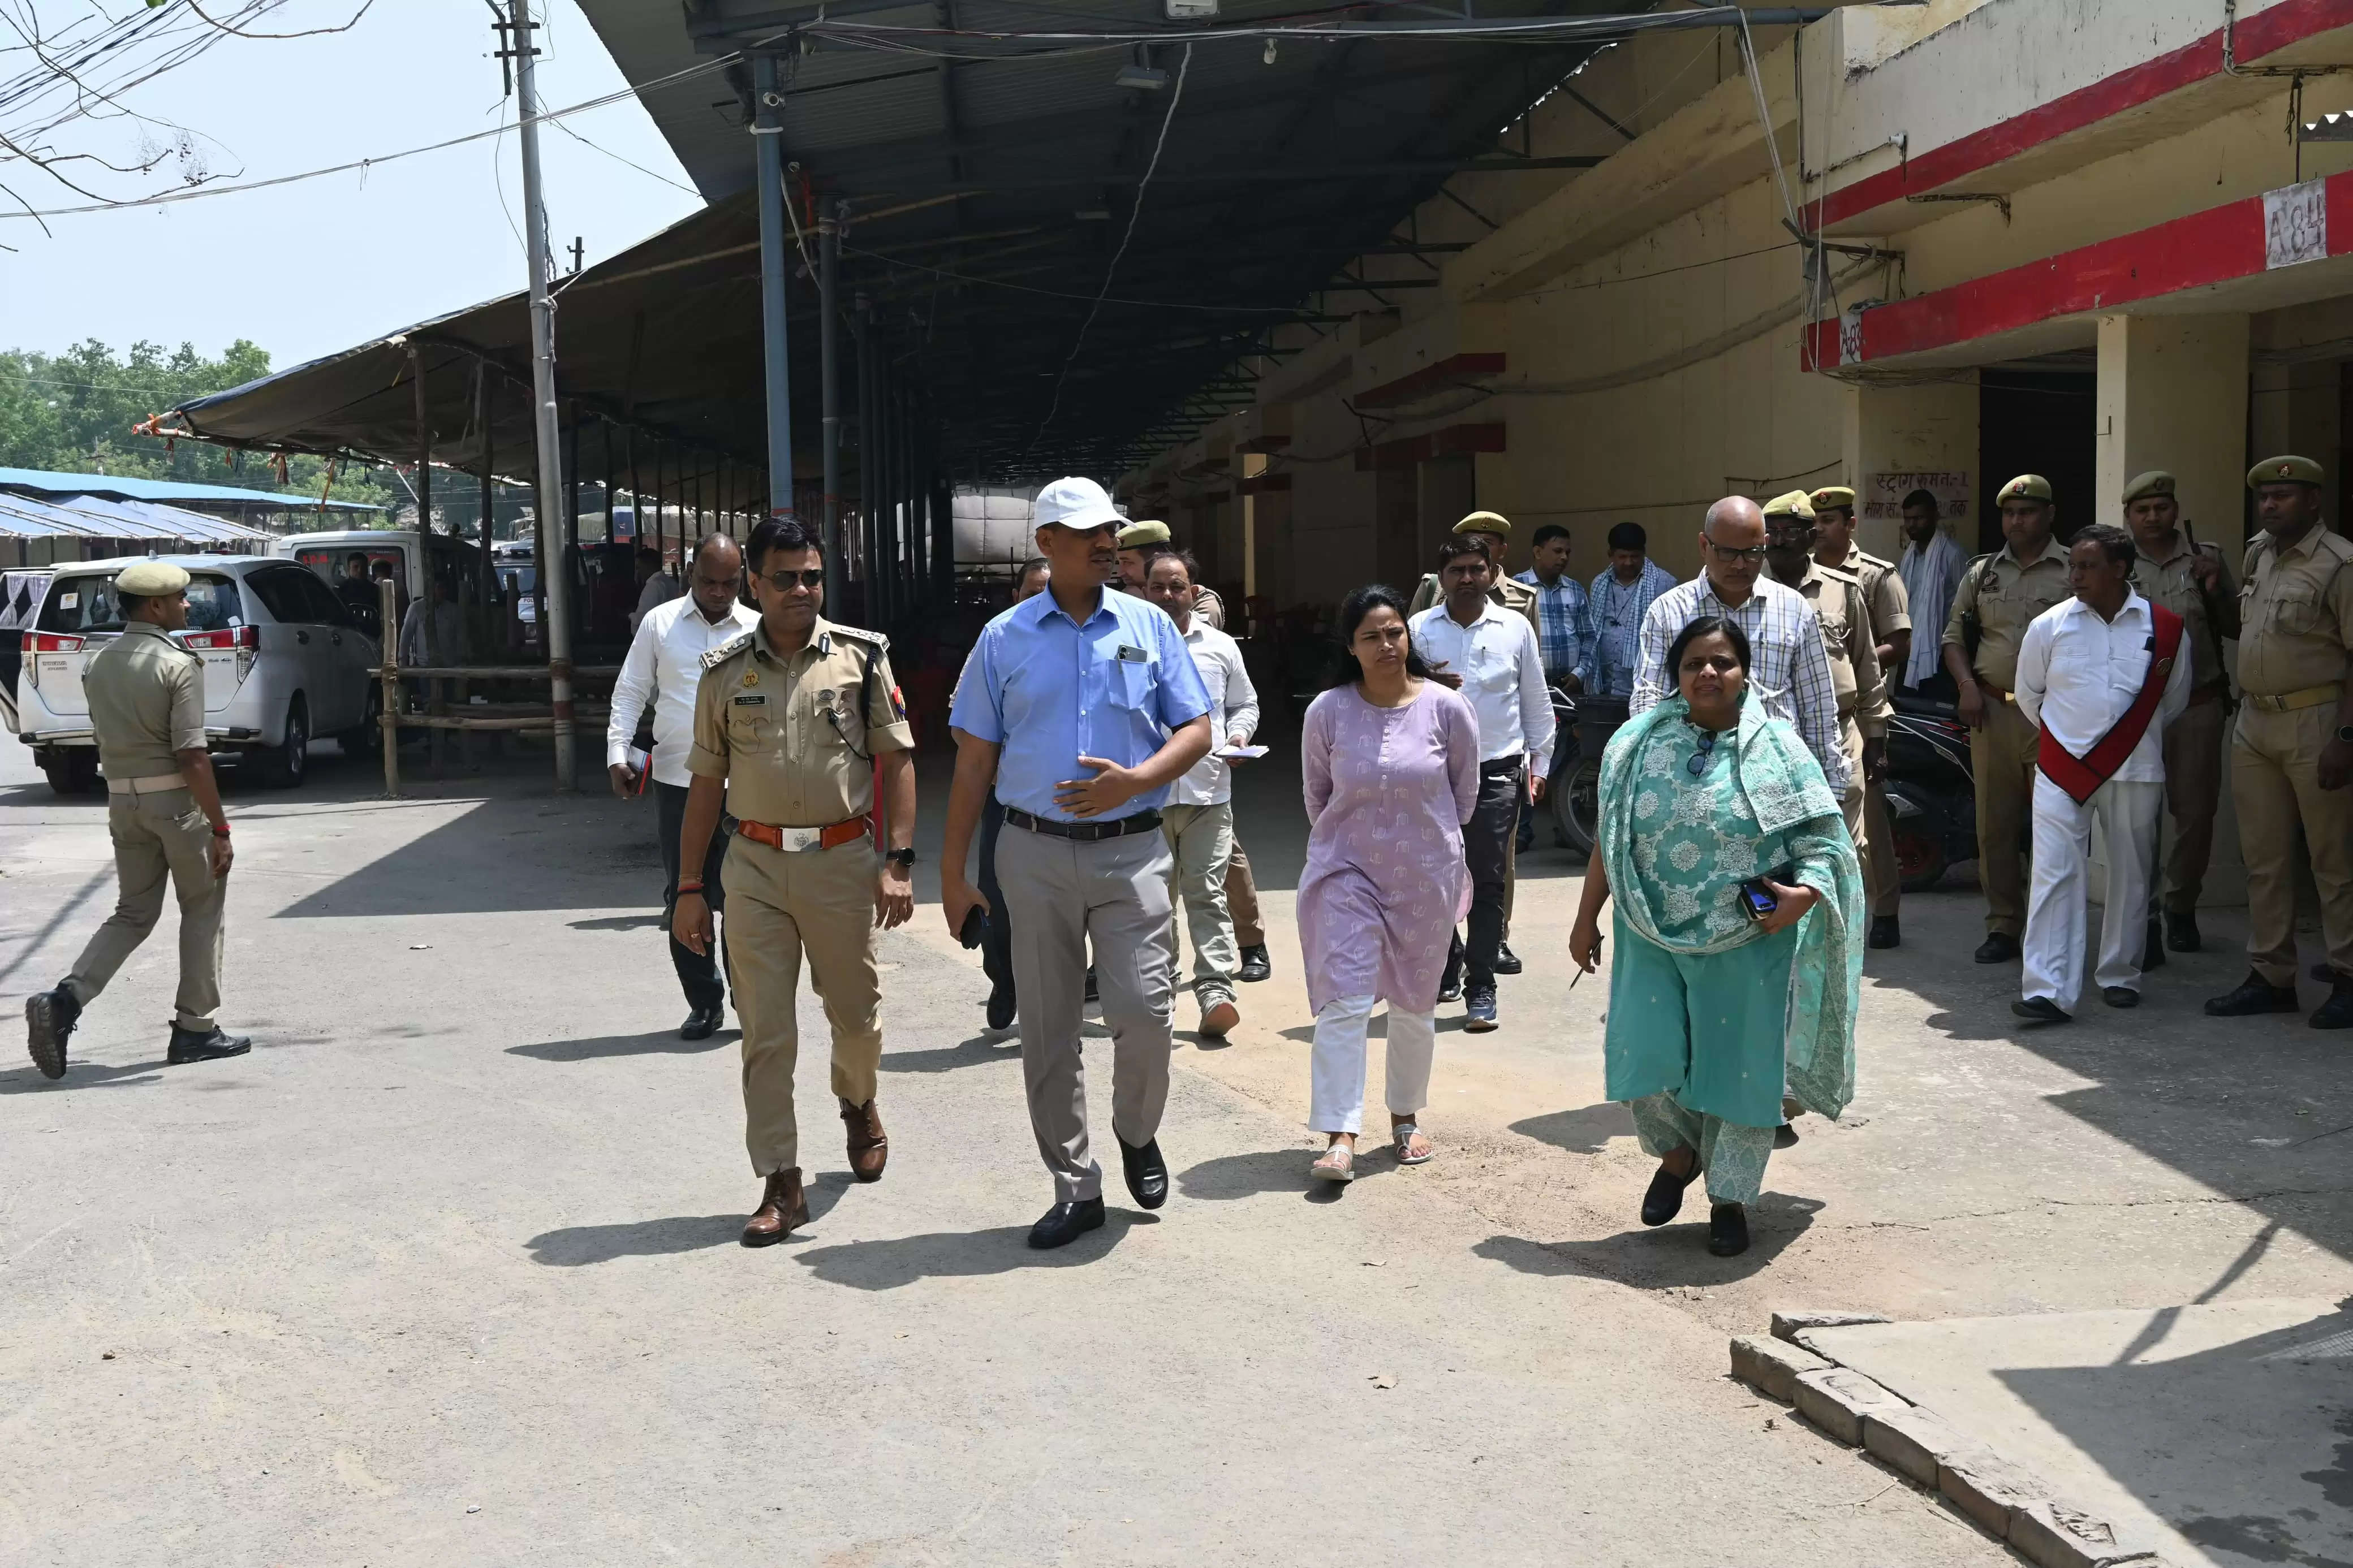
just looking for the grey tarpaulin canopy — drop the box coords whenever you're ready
[157,0,1692,485]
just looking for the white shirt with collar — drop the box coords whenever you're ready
[1410,598,1557,777]
[1169,617,1260,806]
[2014,589,2192,785]
[606,591,761,787]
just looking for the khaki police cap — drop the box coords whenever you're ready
[1453,510,1512,539]
[1761,489,1816,522]
[1117,519,1171,548]
[1997,474,2054,504]
[2120,470,2175,506]
[1808,485,1856,512]
[2248,454,2324,489]
[115,560,190,597]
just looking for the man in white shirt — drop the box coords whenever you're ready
[631,546,684,633]
[1143,552,1259,1036]
[1895,489,1968,695]
[2012,524,2193,1021]
[1411,536,1555,1033]
[606,534,759,1038]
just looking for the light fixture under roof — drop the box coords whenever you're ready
[1115,61,1169,90]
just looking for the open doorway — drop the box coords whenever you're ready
[1980,362,2096,550]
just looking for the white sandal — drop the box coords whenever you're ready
[1311,1143,1355,1183]
[1393,1122,1434,1165]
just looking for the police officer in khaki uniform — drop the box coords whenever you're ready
[1943,475,2075,963]
[24,560,249,1078]
[1814,485,1913,947]
[1117,519,1227,629]
[2205,456,2353,1029]
[2121,470,2238,961]
[1765,490,1889,860]
[671,517,918,1244]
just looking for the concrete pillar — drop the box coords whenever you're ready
[2090,312,2252,909]
[1840,373,1979,564]
[2095,313,2252,550]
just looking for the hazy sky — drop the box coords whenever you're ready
[0,1,704,377]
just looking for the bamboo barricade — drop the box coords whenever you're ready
[374,578,618,796]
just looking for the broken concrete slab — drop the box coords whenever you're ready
[1730,1333,1832,1402]
[1861,1401,1973,1488]
[1792,1364,1911,1446]
[1770,1308,1892,1343]
[1937,1445,2054,1537]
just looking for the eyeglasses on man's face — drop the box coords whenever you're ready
[1704,537,1769,563]
[760,568,826,591]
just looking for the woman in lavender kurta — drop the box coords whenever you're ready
[1298,585,1482,1182]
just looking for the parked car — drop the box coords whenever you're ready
[15,554,382,795]
[1,567,51,736]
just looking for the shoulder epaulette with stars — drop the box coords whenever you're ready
[700,632,754,670]
[829,623,890,649]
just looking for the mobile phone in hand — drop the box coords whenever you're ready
[958,904,987,949]
[1737,878,1779,922]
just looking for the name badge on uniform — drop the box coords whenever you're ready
[1117,645,1148,663]
[731,693,768,707]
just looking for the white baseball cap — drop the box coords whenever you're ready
[1032,476,1123,532]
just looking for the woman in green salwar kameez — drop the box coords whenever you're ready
[1570,617,1862,1257]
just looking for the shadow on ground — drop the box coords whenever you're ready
[1477,1193,1825,1286]
[528,1175,855,1264]
[791,1210,1156,1289]
[508,1028,738,1061]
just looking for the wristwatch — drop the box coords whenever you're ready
[2338,723,2353,745]
[885,846,916,867]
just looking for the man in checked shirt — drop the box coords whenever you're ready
[1631,495,1852,799]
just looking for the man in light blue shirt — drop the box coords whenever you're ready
[1588,520,1680,699]
[943,477,1213,1250]
[1513,523,1594,690]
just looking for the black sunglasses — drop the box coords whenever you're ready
[760,568,826,591]
[1688,729,1720,775]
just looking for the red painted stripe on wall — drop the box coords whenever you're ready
[1807,0,2353,232]
[1808,172,2343,367]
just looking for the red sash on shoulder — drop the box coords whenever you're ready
[2035,603,2184,805]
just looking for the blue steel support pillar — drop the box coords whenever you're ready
[752,53,797,521]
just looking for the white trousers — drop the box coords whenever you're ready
[2023,774,2163,1006]
[1308,995,1437,1135]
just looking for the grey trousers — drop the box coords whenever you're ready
[66,786,226,1030]
[996,820,1178,1203]
[1161,801,1239,996]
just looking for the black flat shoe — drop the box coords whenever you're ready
[1867,915,1900,950]
[2141,919,2166,970]
[1707,1203,1750,1257]
[2315,962,2343,984]
[25,985,79,1081]
[1437,974,1463,1005]
[1118,1136,1168,1210]
[1774,1122,1800,1150]
[1028,1196,1106,1250]
[2102,986,2140,1009]
[166,1024,252,1064]
[1975,932,2019,964]
[1640,1159,1701,1227]
[985,982,1016,1033]
[1236,945,1272,984]
[2312,981,2353,1030]
[2011,996,2072,1024]
[1493,942,1523,977]
[679,1003,723,1041]
[2207,973,2301,1017]
[2166,911,2202,952]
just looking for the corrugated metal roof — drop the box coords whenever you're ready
[0,491,275,544]
[0,466,380,511]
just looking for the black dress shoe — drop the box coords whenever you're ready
[24,984,80,1081]
[679,1003,723,1041]
[2140,919,2166,970]
[2315,962,2344,984]
[166,1024,252,1064]
[2011,996,2072,1024]
[1028,1196,1106,1250]
[985,982,1016,1033]
[2102,986,2140,1009]
[1236,945,1272,984]
[1640,1159,1701,1226]
[1975,932,2019,964]
[1118,1136,1168,1210]
[1706,1203,1751,1257]
[2312,980,2353,1030]
[1867,915,1901,950]
[2207,972,2302,1017]
[1493,941,1523,977]
[1774,1122,1800,1150]
[1084,967,1099,1005]
[2166,910,2202,952]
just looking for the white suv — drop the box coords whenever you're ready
[15,554,382,795]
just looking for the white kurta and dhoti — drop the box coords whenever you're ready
[2014,591,2193,1007]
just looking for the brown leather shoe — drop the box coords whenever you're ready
[841,1097,888,1183]
[741,1168,808,1247]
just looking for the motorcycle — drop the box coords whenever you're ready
[1550,690,1626,858]
[1882,693,1978,892]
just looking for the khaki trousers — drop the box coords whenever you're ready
[996,822,1176,1204]
[1970,698,2039,936]
[1839,716,1869,870]
[2232,703,2353,987]
[721,835,882,1178]
[2157,696,2226,916]
[1161,802,1239,994]
[1223,842,1264,949]
[66,785,225,1030]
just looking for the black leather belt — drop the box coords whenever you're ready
[1003,806,1162,841]
[1479,754,1527,774]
